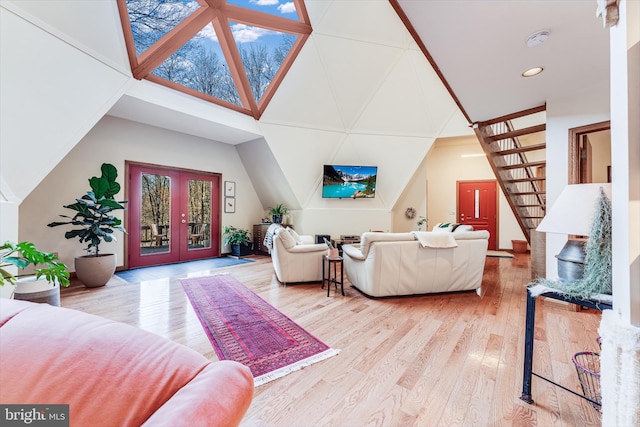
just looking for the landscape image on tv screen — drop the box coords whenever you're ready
[322,165,377,199]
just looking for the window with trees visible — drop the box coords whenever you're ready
[117,0,312,119]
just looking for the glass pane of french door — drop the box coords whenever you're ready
[187,179,211,250]
[140,173,171,255]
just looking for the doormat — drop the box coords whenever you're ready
[116,257,254,283]
[486,250,515,258]
[180,275,339,386]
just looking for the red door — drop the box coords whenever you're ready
[457,181,497,250]
[127,163,221,268]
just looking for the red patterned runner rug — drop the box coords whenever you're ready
[180,274,339,386]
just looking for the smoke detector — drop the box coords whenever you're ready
[526,29,550,47]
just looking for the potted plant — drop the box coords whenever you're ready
[269,203,288,224]
[48,163,128,288]
[417,216,427,231]
[223,226,252,257]
[0,241,70,306]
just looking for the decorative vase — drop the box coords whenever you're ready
[14,276,60,306]
[272,215,283,224]
[74,254,116,288]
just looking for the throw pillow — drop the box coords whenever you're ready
[433,223,452,232]
[277,228,297,249]
[433,223,474,232]
[286,227,303,244]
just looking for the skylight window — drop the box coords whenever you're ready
[118,0,312,119]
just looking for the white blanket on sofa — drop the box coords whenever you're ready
[410,231,458,248]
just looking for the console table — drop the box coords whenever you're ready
[520,286,612,407]
[253,223,292,255]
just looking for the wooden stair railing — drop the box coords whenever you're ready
[473,105,547,242]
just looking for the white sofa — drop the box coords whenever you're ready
[271,227,328,285]
[342,230,490,297]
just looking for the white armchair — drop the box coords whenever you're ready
[271,228,328,285]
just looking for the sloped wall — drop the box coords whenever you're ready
[0,2,131,202]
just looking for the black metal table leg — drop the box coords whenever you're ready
[520,288,536,404]
[340,260,344,296]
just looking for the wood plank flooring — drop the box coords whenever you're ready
[60,253,603,426]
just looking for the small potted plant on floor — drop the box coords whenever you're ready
[0,241,70,305]
[48,163,128,288]
[269,203,288,224]
[223,226,252,257]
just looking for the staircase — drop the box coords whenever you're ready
[473,105,547,243]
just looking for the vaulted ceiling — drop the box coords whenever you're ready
[396,0,610,123]
[1,0,609,212]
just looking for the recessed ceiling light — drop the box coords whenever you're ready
[522,67,544,77]
[526,29,550,47]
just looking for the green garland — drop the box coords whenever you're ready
[534,188,612,297]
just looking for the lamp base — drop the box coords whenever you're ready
[555,239,586,282]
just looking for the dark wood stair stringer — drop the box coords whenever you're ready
[473,105,547,243]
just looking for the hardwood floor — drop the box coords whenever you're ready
[60,253,603,426]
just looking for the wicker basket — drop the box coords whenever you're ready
[572,351,601,411]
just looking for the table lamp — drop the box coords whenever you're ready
[536,183,612,282]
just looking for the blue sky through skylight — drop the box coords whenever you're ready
[226,0,299,20]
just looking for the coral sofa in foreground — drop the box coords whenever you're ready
[0,299,254,427]
[342,230,490,297]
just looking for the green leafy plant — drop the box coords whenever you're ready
[268,203,288,216]
[0,241,70,287]
[268,203,288,223]
[223,226,252,246]
[48,163,128,256]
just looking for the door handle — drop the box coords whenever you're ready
[181,219,186,224]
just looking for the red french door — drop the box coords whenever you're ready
[457,180,497,250]
[127,163,220,268]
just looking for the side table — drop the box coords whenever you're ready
[322,255,344,296]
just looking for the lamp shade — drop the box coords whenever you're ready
[537,183,612,235]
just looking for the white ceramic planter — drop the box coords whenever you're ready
[14,276,60,306]
[75,254,116,288]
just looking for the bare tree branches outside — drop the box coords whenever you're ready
[125,0,299,106]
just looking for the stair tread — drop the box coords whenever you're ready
[486,124,546,142]
[498,161,546,170]
[505,177,546,183]
[493,143,546,156]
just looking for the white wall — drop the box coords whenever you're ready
[424,136,526,250]
[293,208,392,239]
[0,193,19,299]
[19,116,265,272]
[544,82,610,279]
[393,156,428,232]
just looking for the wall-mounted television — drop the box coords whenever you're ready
[322,165,377,199]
